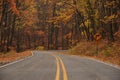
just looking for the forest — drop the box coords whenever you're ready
[0,0,120,53]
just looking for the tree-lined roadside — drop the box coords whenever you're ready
[65,39,120,66]
[0,0,39,52]
[1,0,120,53]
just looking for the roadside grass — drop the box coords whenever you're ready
[67,40,120,66]
[0,51,32,64]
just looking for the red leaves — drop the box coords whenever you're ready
[8,0,20,16]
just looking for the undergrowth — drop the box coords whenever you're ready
[70,40,120,66]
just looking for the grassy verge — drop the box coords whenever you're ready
[65,40,120,66]
[0,51,32,65]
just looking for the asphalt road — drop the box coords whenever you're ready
[0,51,120,80]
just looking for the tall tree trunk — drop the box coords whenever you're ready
[54,27,59,50]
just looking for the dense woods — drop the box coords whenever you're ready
[0,0,120,52]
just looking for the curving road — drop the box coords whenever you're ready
[0,51,120,80]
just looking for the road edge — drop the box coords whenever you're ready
[71,55,120,70]
[87,57,120,70]
[0,51,34,69]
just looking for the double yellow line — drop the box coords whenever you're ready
[52,54,68,80]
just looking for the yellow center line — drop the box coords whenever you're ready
[50,54,60,80]
[57,56,68,80]
[51,54,68,80]
[55,56,60,80]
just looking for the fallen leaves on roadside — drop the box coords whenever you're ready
[0,51,32,64]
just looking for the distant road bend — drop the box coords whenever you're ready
[0,51,120,80]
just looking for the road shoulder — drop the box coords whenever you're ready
[0,51,33,67]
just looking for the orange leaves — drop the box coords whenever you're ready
[0,51,32,63]
[25,0,31,3]
[64,33,72,39]
[8,0,20,16]
[19,0,38,27]
[26,30,45,37]
[35,31,44,36]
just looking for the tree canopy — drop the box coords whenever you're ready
[0,0,120,52]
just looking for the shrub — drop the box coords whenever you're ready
[36,46,44,50]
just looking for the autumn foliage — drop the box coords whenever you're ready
[8,0,20,16]
[0,0,120,53]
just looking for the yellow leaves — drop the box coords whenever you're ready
[56,2,63,6]
[109,14,118,20]
[77,0,87,14]
[53,14,72,24]
[101,14,118,24]
[104,1,116,8]
[80,20,91,27]
[81,31,86,36]
[26,0,37,12]
[85,20,91,26]
[95,10,99,19]
[63,14,73,23]
[48,8,74,25]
